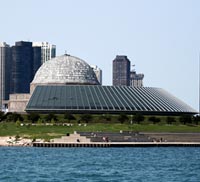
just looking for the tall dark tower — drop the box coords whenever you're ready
[113,55,130,86]
[10,41,41,94]
[0,42,11,110]
[33,46,42,75]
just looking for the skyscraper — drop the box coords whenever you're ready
[91,65,102,85]
[0,42,11,110]
[113,55,130,86]
[130,71,144,87]
[10,41,41,94]
[33,47,42,75]
[33,42,56,64]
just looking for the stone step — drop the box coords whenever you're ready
[51,134,91,143]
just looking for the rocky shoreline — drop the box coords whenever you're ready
[0,137,32,147]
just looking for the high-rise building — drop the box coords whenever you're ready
[113,55,130,86]
[0,42,11,110]
[33,47,42,75]
[130,71,144,87]
[33,42,56,64]
[91,65,102,85]
[10,41,41,94]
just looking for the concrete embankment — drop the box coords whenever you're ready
[32,142,200,148]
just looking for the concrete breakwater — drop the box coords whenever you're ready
[32,142,200,148]
[32,132,200,147]
[2,131,200,147]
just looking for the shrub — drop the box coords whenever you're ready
[6,112,23,122]
[45,113,57,122]
[118,114,129,124]
[133,113,144,124]
[193,115,200,125]
[149,116,160,124]
[27,113,40,123]
[99,114,112,122]
[166,116,176,125]
[0,111,5,122]
[80,114,92,123]
[179,115,192,125]
[64,112,76,121]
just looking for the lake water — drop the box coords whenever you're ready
[0,147,200,182]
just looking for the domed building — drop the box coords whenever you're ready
[9,54,100,112]
[8,54,197,115]
[31,54,99,86]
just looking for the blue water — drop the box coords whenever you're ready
[0,147,200,182]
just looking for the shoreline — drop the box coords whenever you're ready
[1,136,200,147]
[0,136,32,147]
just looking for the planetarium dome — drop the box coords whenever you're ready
[31,54,99,85]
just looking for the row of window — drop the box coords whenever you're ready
[26,85,195,114]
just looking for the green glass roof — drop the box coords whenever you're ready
[25,85,197,115]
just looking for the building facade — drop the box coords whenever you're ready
[0,42,11,110]
[91,65,102,85]
[130,71,144,87]
[10,41,41,94]
[33,42,56,64]
[113,55,130,86]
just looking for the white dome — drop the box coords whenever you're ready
[32,54,99,85]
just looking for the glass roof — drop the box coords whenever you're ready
[26,85,197,115]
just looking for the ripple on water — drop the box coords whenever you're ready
[0,147,200,182]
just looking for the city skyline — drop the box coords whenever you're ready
[0,0,199,110]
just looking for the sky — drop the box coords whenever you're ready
[0,0,200,110]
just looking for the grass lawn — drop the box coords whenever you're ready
[1,122,200,140]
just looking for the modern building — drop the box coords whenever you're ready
[33,42,56,64]
[0,42,11,111]
[113,55,130,86]
[130,71,144,87]
[91,65,102,85]
[33,47,42,75]
[7,54,196,115]
[10,41,41,94]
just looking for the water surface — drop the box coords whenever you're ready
[0,147,199,181]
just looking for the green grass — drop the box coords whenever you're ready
[1,122,200,140]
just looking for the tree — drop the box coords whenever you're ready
[193,115,200,125]
[6,112,23,122]
[166,116,176,125]
[99,114,111,122]
[118,114,129,124]
[45,113,57,122]
[148,116,160,124]
[64,112,75,122]
[133,113,144,124]
[27,113,40,123]
[179,115,192,125]
[0,111,5,122]
[80,114,92,123]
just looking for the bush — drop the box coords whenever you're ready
[6,112,23,122]
[27,113,40,123]
[149,116,160,124]
[15,120,21,127]
[193,115,200,125]
[179,115,192,125]
[133,113,144,124]
[45,113,57,122]
[80,114,92,123]
[99,114,112,122]
[166,116,176,125]
[64,112,75,121]
[0,111,5,122]
[118,114,129,124]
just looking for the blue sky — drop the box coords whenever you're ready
[1,0,200,110]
